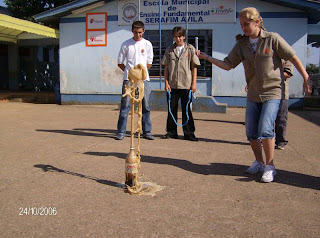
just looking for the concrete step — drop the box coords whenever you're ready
[304,96,320,109]
[149,89,227,113]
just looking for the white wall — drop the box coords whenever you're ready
[59,0,308,98]
[60,1,127,94]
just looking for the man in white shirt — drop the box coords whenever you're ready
[115,21,154,140]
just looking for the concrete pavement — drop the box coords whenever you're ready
[0,102,319,237]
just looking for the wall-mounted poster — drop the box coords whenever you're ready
[86,12,107,46]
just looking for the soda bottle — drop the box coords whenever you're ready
[125,148,139,187]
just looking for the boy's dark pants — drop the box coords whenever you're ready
[166,89,195,136]
[275,99,288,146]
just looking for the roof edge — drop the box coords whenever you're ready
[33,0,107,22]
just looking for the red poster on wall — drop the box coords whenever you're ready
[86,12,107,47]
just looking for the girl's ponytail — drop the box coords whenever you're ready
[259,16,266,31]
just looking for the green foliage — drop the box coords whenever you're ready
[4,0,74,21]
[306,63,320,74]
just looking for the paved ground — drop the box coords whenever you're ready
[0,102,319,238]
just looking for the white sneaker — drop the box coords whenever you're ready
[275,144,285,150]
[246,160,265,174]
[261,165,277,183]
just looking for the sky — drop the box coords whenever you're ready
[0,0,6,7]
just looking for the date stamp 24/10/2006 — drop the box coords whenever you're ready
[19,207,57,216]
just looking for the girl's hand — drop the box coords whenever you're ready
[198,52,209,60]
[165,83,171,92]
[191,83,197,93]
[304,80,312,95]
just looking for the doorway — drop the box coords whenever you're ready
[0,44,9,89]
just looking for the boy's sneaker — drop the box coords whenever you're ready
[183,134,198,141]
[261,165,277,183]
[246,160,265,174]
[114,134,124,140]
[161,133,178,139]
[143,133,154,140]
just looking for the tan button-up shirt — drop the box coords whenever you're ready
[283,61,293,100]
[161,43,200,89]
[224,30,296,102]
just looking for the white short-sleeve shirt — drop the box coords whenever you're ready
[118,38,153,81]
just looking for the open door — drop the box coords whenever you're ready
[0,44,8,89]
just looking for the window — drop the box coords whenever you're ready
[144,29,212,78]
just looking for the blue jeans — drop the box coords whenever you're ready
[245,99,281,141]
[117,80,152,135]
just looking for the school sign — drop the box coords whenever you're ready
[118,0,236,25]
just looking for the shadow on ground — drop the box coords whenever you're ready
[34,164,125,189]
[194,118,245,125]
[290,109,320,126]
[36,128,120,138]
[83,152,320,190]
[36,128,249,145]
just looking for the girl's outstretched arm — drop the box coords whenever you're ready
[197,51,231,71]
[289,55,311,95]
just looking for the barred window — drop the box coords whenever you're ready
[144,29,212,78]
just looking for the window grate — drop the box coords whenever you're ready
[144,29,212,78]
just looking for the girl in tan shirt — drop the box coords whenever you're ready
[198,7,311,183]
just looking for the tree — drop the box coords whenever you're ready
[306,63,320,75]
[4,0,74,21]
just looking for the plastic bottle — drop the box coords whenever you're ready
[125,148,139,187]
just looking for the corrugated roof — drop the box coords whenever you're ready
[33,0,108,22]
[0,14,59,43]
[260,0,320,22]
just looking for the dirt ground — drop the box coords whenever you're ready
[0,102,319,237]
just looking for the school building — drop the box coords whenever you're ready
[33,0,320,108]
[0,12,59,95]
